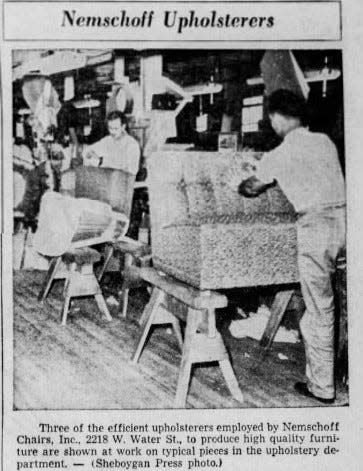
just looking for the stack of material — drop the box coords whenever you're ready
[148,151,298,289]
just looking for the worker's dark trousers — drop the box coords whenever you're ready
[297,206,346,399]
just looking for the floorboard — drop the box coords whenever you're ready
[13,270,348,410]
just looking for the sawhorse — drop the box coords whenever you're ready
[130,267,244,408]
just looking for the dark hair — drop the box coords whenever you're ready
[106,110,127,125]
[267,89,307,124]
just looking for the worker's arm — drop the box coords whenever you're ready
[84,148,100,159]
[83,137,106,165]
[239,145,281,197]
[238,176,276,198]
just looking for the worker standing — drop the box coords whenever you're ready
[239,89,346,404]
[84,110,140,175]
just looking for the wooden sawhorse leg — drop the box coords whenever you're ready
[97,244,114,283]
[131,288,183,363]
[38,256,62,301]
[120,253,134,318]
[121,254,151,319]
[259,289,295,349]
[174,307,243,408]
[61,267,73,326]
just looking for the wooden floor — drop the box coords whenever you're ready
[13,270,348,410]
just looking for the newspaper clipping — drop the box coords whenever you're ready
[1,0,363,470]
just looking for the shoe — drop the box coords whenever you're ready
[294,382,335,405]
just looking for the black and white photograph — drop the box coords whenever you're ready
[11,47,347,410]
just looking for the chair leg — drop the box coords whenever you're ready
[95,294,113,321]
[38,256,62,301]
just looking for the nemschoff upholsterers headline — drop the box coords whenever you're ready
[61,10,275,34]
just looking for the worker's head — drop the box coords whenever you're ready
[267,89,307,138]
[106,110,128,140]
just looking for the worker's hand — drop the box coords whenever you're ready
[238,176,276,197]
[242,147,263,160]
[85,150,99,160]
[226,161,254,191]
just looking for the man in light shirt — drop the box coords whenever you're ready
[239,89,346,404]
[85,110,140,175]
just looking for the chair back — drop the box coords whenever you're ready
[75,166,135,218]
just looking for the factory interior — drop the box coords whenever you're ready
[12,48,347,409]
